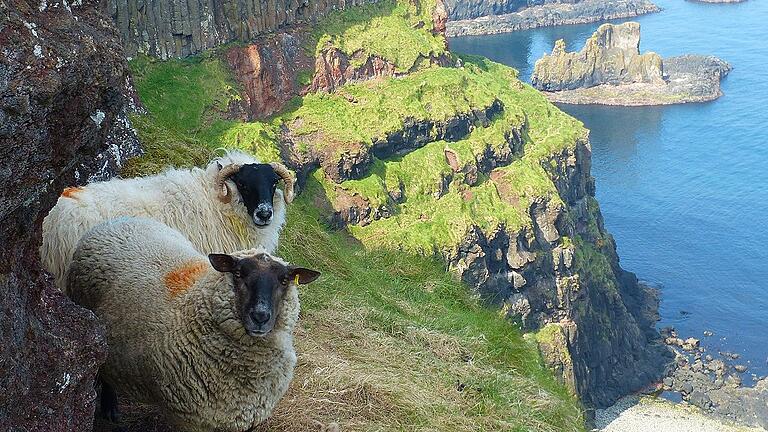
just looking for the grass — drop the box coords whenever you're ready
[249,180,586,431]
[125,55,284,175]
[310,0,447,72]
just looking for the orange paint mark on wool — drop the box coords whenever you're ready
[61,187,84,199]
[165,261,208,297]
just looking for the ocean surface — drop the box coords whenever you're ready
[450,0,768,380]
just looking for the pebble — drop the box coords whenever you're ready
[703,330,714,337]
[734,364,748,373]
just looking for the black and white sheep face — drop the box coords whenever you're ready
[230,164,281,227]
[208,253,320,337]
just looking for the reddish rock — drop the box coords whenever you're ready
[432,0,449,36]
[225,33,313,120]
[0,0,140,429]
[311,47,399,93]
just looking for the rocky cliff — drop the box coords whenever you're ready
[107,0,380,58]
[532,22,664,91]
[445,0,660,37]
[0,0,141,429]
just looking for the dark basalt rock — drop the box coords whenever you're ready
[0,0,141,429]
[107,0,381,59]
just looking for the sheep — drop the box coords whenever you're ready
[41,150,296,293]
[66,216,320,432]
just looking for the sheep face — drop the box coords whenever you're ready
[229,164,282,227]
[208,252,320,336]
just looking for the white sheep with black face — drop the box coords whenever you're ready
[40,150,295,293]
[67,216,320,432]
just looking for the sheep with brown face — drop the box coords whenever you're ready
[41,150,295,294]
[67,216,319,432]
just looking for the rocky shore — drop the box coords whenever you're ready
[531,22,732,106]
[596,395,764,432]
[658,327,768,429]
[445,0,660,37]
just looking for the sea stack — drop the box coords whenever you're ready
[532,22,664,91]
[531,22,732,106]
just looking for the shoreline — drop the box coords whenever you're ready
[596,395,763,432]
[446,0,660,37]
[541,83,724,107]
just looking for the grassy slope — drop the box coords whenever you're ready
[254,184,584,431]
[123,1,586,429]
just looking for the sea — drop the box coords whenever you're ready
[450,0,768,380]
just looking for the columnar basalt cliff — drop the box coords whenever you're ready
[445,0,660,37]
[108,0,379,58]
[531,22,732,105]
[0,0,141,429]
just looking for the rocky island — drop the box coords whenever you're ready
[445,0,660,37]
[531,22,732,106]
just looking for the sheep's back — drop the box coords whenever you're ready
[67,217,209,400]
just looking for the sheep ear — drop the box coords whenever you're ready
[209,254,237,273]
[288,267,320,285]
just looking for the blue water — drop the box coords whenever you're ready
[451,0,768,379]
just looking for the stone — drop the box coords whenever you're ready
[663,377,674,389]
[0,0,140,429]
[703,330,714,337]
[681,382,694,394]
[735,365,748,373]
[688,390,713,409]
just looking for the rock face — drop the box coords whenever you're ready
[0,0,141,429]
[319,105,670,407]
[225,32,313,120]
[107,0,379,58]
[531,23,732,106]
[445,0,660,37]
[532,22,664,91]
[449,140,670,407]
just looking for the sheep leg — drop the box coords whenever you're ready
[98,378,121,423]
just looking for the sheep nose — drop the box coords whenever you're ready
[256,208,272,221]
[251,309,271,324]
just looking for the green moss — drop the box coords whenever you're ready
[310,0,447,72]
[535,323,563,346]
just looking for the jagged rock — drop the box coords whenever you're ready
[225,33,313,119]
[532,22,664,92]
[682,337,700,351]
[735,365,748,373]
[0,0,141,429]
[311,48,400,94]
[446,0,660,37]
